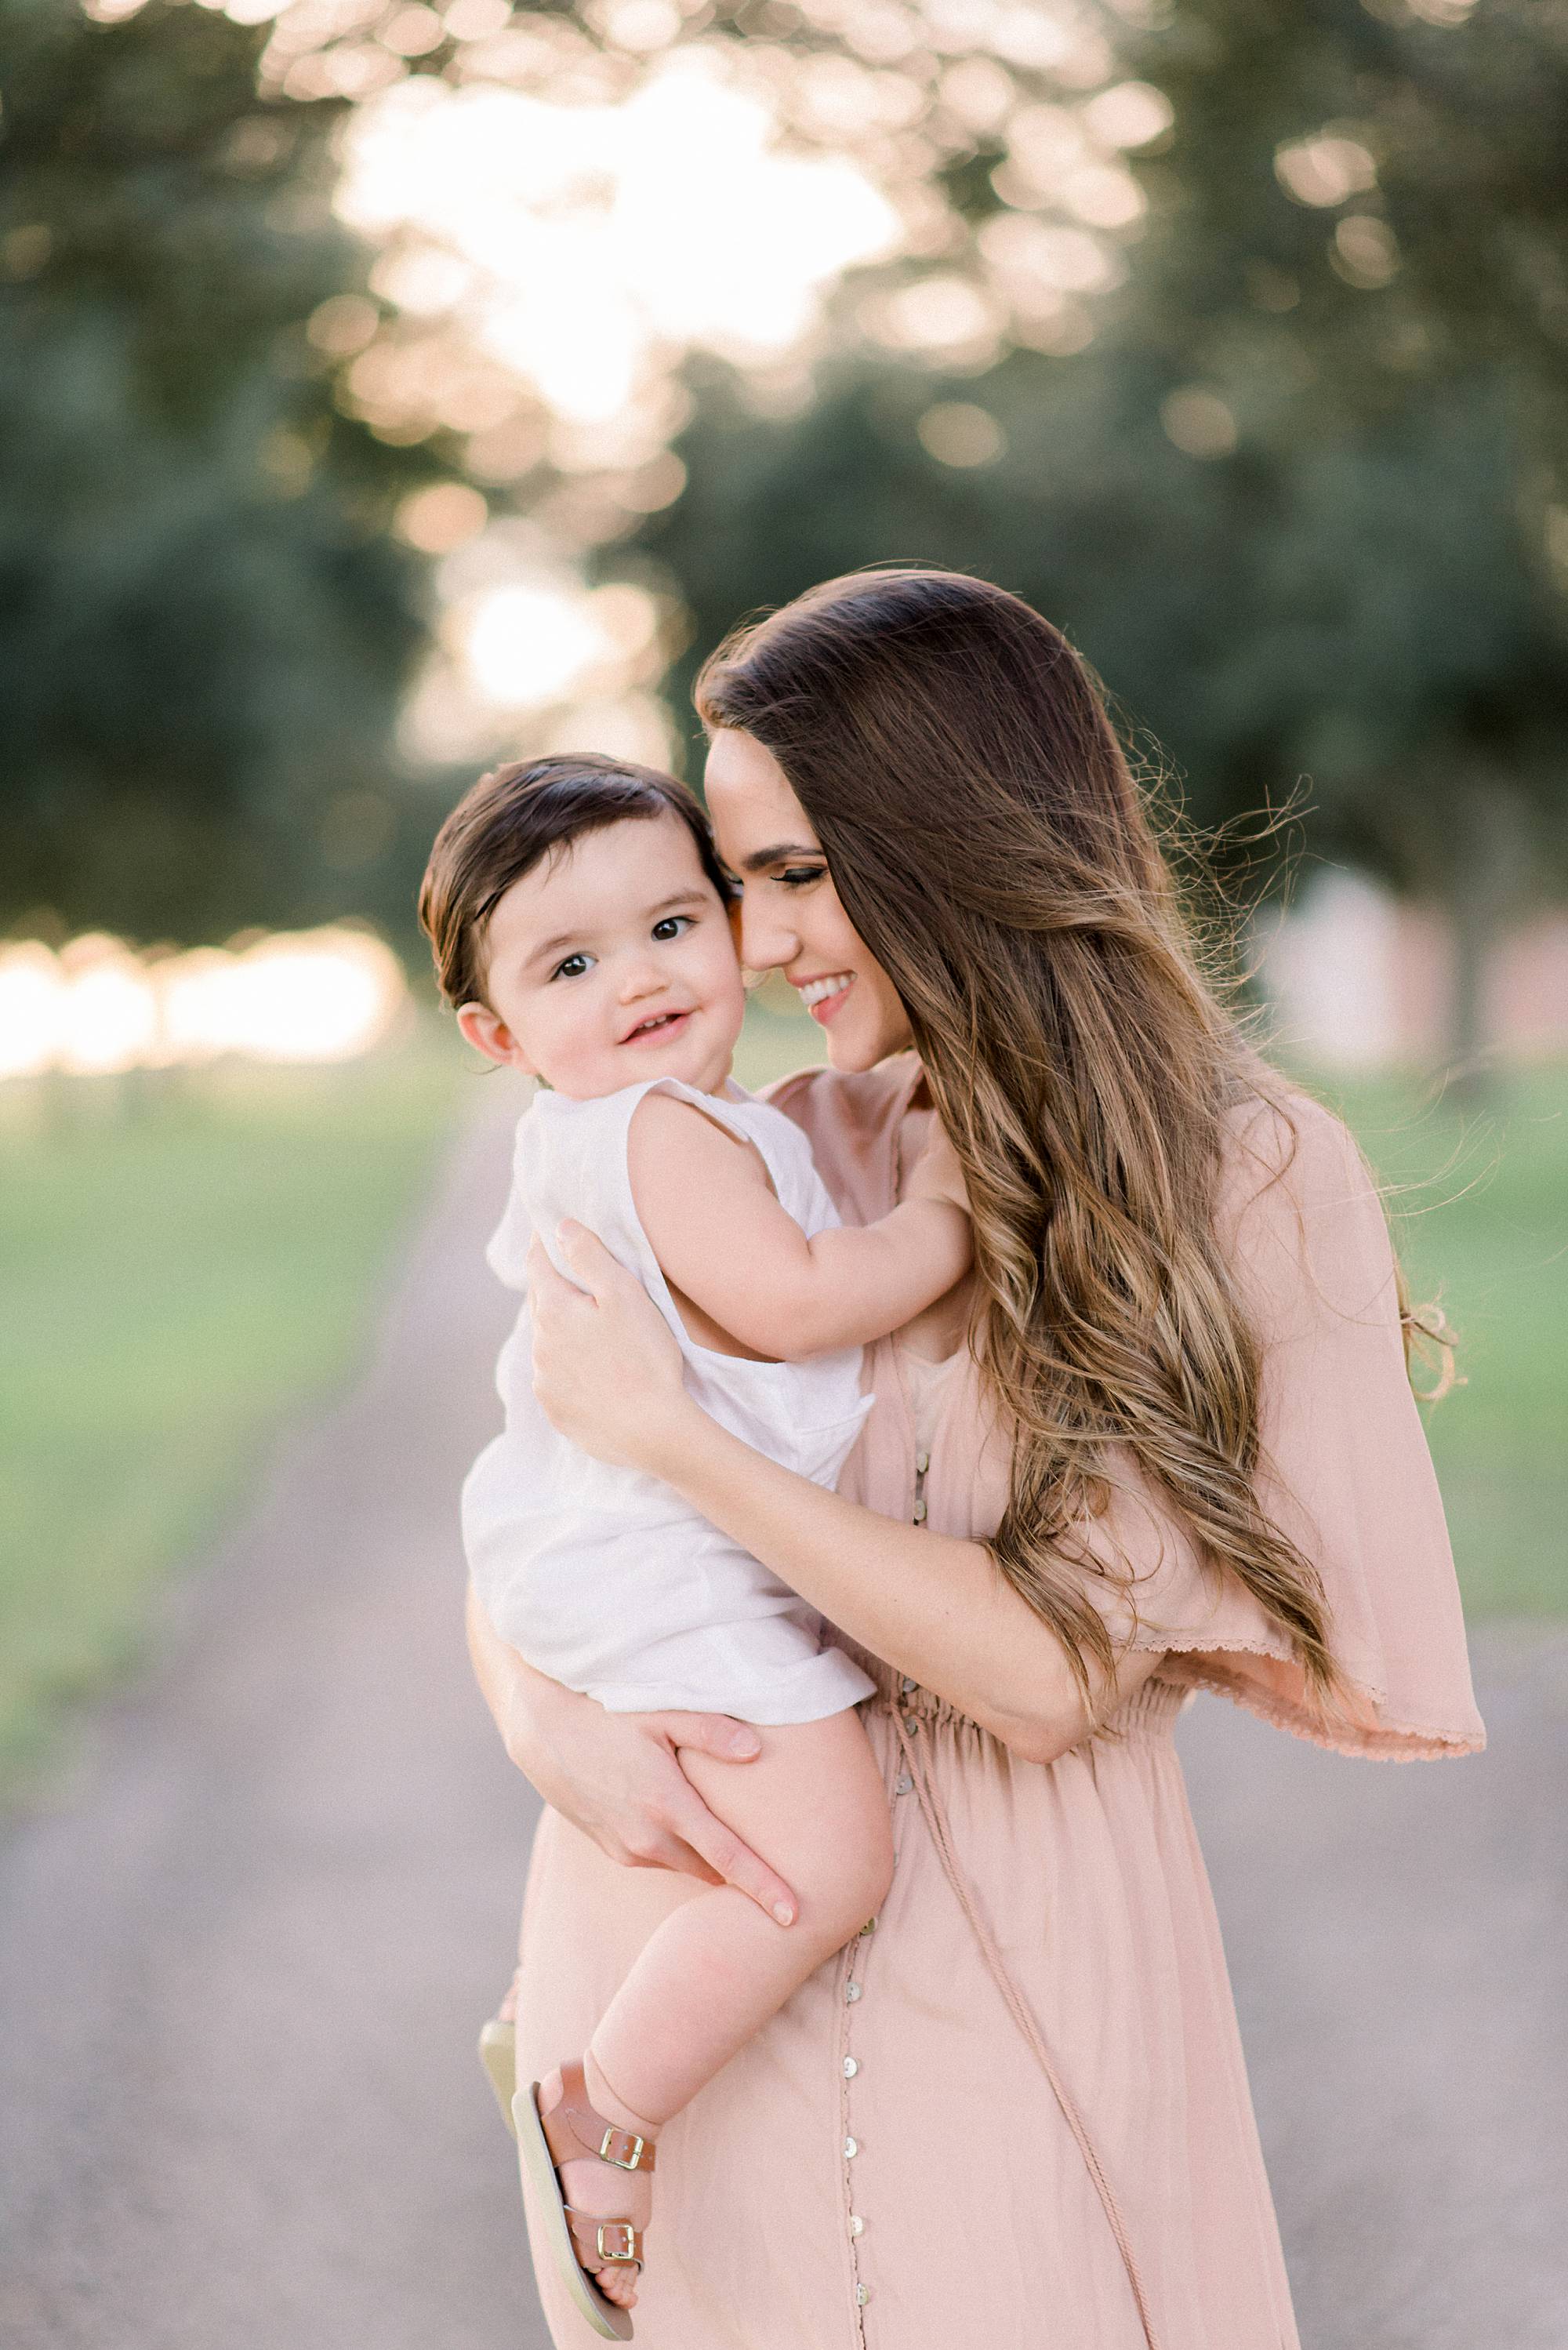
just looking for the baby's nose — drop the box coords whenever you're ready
[619,955,664,997]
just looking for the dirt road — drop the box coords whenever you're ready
[2,1089,1560,2348]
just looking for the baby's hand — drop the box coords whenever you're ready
[907,1120,970,1219]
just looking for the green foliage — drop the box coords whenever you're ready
[0,1035,463,1787]
[636,0,1568,1001]
[1125,0,1568,435]
[0,0,440,944]
[1323,1064,1568,1615]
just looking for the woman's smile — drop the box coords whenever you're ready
[703,728,913,1072]
[795,972,855,1023]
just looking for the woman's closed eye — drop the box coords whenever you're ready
[777,864,827,891]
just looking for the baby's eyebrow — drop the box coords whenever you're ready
[525,928,587,969]
[524,891,709,970]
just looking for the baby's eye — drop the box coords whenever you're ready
[651,914,694,941]
[550,951,593,981]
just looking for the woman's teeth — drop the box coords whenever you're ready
[798,974,852,1010]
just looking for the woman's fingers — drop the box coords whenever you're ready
[554,1217,634,1295]
[526,1229,589,1307]
[647,1709,762,1763]
[529,1222,690,1466]
[667,1785,799,1925]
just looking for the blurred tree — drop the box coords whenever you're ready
[0,0,441,944]
[634,0,1568,1077]
[1121,0,1568,1070]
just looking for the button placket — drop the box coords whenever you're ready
[838,1822,884,2341]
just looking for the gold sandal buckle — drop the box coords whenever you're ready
[599,2126,647,2171]
[596,2221,640,2264]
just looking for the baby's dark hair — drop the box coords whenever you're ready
[419,752,731,1011]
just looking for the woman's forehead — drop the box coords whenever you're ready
[703,729,819,858]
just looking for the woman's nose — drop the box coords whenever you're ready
[738,894,798,972]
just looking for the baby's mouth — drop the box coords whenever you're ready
[622,1008,691,1044]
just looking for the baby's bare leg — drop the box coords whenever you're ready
[593,1709,893,2122]
[542,1710,891,2309]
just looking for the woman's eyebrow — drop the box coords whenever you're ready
[739,841,822,873]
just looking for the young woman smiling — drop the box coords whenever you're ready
[469,568,1483,2349]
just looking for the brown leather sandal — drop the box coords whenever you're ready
[513,2058,656,2343]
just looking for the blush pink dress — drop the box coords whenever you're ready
[511,1056,1485,2350]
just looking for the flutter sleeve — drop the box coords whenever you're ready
[1089,1092,1486,1760]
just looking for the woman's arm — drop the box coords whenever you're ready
[528,1229,1165,1764]
[466,1580,803,1922]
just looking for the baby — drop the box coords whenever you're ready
[419,752,969,2339]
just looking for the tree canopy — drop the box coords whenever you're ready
[0,0,439,943]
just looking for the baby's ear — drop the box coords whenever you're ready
[456,1001,535,1074]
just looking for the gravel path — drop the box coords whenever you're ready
[2,1088,1560,2348]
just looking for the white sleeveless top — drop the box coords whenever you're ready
[462,1077,877,1723]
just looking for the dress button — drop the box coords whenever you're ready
[916,1449,930,1474]
[900,1676,917,1694]
[858,1915,877,1935]
[848,2214,865,2238]
[857,2285,871,2307]
[912,1498,927,1524]
[895,1773,913,1795]
[843,2055,859,2078]
[844,2135,858,2159]
[845,1979,862,2003]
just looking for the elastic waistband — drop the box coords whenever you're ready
[873,1668,1185,1744]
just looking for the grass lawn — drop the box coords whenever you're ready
[1312,1064,1568,1618]
[1,1003,1559,1793]
[0,1027,464,1788]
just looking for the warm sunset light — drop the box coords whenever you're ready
[0,928,408,1081]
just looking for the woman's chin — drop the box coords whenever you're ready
[822,1019,910,1075]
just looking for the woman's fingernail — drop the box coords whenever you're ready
[728,1729,760,1756]
[773,1901,795,1927]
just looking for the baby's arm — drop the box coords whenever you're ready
[626,1093,970,1357]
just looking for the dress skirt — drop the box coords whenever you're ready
[514,1668,1298,2350]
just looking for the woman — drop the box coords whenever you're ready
[470,568,1484,2348]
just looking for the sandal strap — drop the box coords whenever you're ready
[563,2204,644,2272]
[541,2058,658,2175]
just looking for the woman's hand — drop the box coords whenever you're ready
[528,1224,694,1473]
[467,1583,799,1923]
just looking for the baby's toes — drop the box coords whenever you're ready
[598,2265,638,2309]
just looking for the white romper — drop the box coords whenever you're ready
[463,1077,877,1723]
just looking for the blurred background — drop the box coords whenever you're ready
[2,3,1566,2340]
[3,0,1564,1790]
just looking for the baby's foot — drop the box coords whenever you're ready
[537,2059,657,2312]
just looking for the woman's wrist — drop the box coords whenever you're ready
[625,1386,711,1484]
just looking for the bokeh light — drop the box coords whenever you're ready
[0,928,408,1081]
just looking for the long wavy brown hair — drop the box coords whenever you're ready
[696,567,1348,1718]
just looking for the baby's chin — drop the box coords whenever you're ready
[554,1030,739,1100]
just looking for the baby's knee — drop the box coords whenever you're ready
[797,1804,895,1954]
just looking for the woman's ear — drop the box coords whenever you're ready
[456,1001,535,1074]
